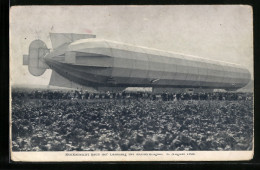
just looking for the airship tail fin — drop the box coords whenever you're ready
[49,71,125,92]
[49,70,97,92]
[23,40,50,76]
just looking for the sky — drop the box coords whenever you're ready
[10,5,253,85]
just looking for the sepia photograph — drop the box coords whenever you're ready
[10,5,253,161]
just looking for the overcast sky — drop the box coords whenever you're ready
[10,5,253,85]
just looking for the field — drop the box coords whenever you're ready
[11,93,253,151]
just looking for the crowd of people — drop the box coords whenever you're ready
[11,89,253,151]
[12,89,253,101]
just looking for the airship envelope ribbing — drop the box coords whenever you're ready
[23,33,251,92]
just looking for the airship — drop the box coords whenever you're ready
[23,33,251,92]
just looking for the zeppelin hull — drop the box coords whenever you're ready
[41,38,251,90]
